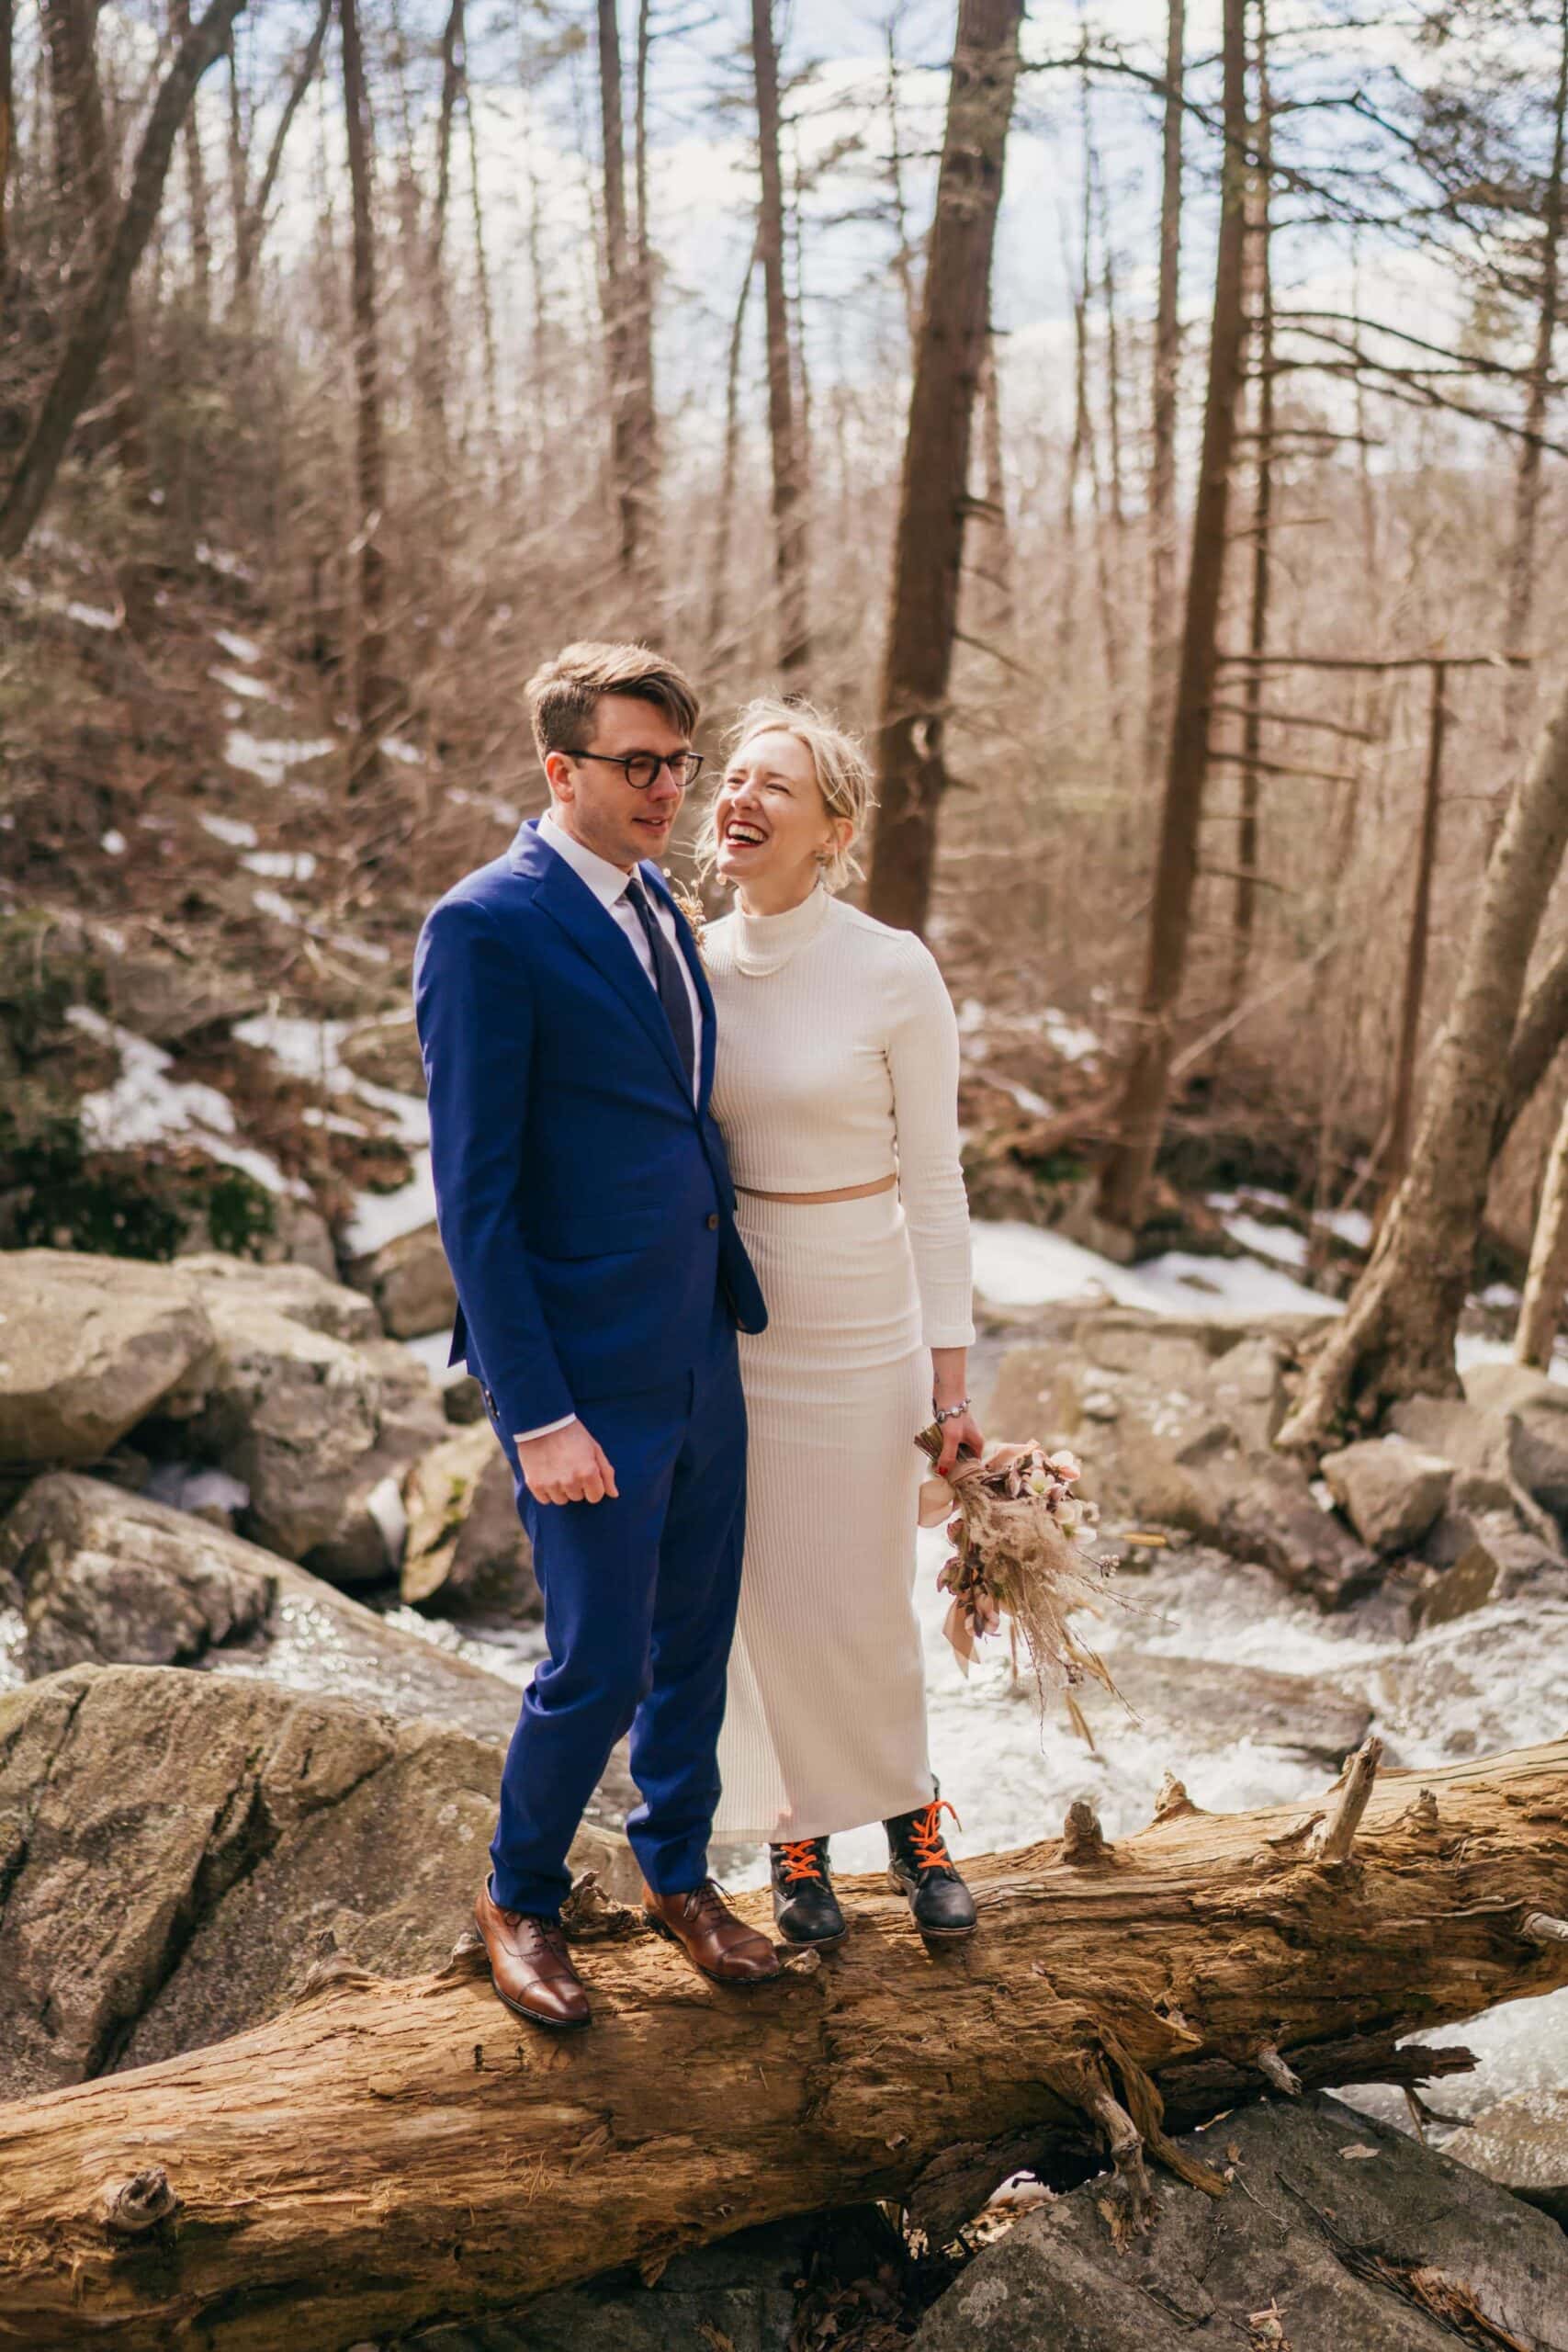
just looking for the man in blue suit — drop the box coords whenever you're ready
[413,641,780,2029]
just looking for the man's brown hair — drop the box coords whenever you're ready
[524,640,700,764]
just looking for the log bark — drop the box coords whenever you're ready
[4,1739,1568,2347]
[866,0,1023,933]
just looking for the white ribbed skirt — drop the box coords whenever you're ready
[713,1187,936,1843]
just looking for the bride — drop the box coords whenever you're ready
[702,698,985,1947]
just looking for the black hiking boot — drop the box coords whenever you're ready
[769,1836,847,1950]
[885,1796,976,1939]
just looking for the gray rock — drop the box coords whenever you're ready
[1209,1451,1381,1610]
[913,2095,1568,2352]
[386,2209,902,2352]
[1420,1503,1568,1601]
[1198,1333,1289,1452]
[176,1250,384,1344]
[0,1249,215,1468]
[347,1220,457,1340]
[192,1296,448,1582]
[1388,1395,1562,1551]
[100,948,265,1046]
[340,1009,425,1094]
[1072,1650,1371,1766]
[0,1663,633,2098]
[1319,1436,1453,1555]
[1447,2088,1568,2226]
[0,1472,531,1742]
[1463,1359,1568,1521]
[401,1422,538,1614]
[1413,1544,1498,1628]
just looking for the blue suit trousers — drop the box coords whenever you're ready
[489,1300,748,1917]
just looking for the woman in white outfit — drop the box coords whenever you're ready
[703,699,986,1947]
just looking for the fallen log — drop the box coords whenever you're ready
[3,1737,1568,2349]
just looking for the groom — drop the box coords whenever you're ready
[413,640,780,2030]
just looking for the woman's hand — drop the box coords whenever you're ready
[936,1406,985,1478]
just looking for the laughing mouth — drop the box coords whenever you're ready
[724,822,768,847]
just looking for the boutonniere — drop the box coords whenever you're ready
[664,872,709,968]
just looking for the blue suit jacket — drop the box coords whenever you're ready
[412,820,767,1438]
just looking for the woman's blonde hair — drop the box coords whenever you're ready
[697,696,878,894]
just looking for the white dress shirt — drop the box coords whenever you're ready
[515,809,706,1443]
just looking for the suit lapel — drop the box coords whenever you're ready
[517,825,692,1100]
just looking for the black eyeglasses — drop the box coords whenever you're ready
[568,748,705,791]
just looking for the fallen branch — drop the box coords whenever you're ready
[2,1741,1568,2347]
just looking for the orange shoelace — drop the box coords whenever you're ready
[777,1838,826,1884]
[908,1797,962,1873]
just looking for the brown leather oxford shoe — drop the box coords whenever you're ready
[643,1879,782,1984]
[474,1882,591,2030]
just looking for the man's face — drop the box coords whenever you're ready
[546,695,691,872]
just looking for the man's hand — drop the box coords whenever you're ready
[516,1420,619,1506]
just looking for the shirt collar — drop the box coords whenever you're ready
[538,807,636,910]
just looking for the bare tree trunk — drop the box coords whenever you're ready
[1093,0,1248,1235]
[0,0,246,559]
[865,0,1024,934]
[425,0,464,445]
[706,232,758,651]
[4,1738,1568,2348]
[596,0,640,578]
[465,82,500,452]
[1375,661,1447,1219]
[1227,9,1272,1020]
[973,330,1013,633]
[41,0,149,490]
[751,0,810,674]
[1144,0,1185,776]
[233,0,328,295]
[629,0,657,560]
[1502,0,1568,758]
[883,2,918,354]
[1517,1088,1568,1366]
[1497,943,1568,1156]
[339,0,393,794]
[170,0,210,312]
[0,0,10,289]
[1278,670,1568,1453]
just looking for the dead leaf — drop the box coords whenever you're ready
[1338,2143,1380,2161]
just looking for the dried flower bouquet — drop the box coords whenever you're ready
[917,1429,1137,1744]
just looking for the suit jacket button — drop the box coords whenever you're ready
[705,1212,719,1229]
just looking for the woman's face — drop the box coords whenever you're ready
[713,729,850,899]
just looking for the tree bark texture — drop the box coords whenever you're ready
[1502,0,1568,756]
[865,0,1024,935]
[1278,665,1568,1452]
[1143,0,1185,776]
[4,1739,1568,2347]
[1376,661,1446,1214]
[339,0,394,793]
[0,0,246,560]
[1516,1083,1568,1365]
[750,0,810,675]
[1,0,16,286]
[1226,15,1271,1021]
[233,0,330,295]
[1093,0,1248,1229]
[595,0,654,583]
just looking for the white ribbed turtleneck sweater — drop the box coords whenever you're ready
[705,887,976,1348]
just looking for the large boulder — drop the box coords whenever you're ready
[1447,2089,1568,2226]
[1207,1450,1381,1610]
[175,1250,383,1343]
[0,1472,529,1741]
[1319,1435,1454,1555]
[1387,1394,1562,1550]
[347,1220,457,1340]
[100,945,265,1047]
[401,1421,538,1613]
[0,1664,631,2098]
[191,1295,447,1581]
[912,2096,1568,2352]
[1463,1359,1568,1521]
[0,1250,213,1467]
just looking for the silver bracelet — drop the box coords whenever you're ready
[932,1397,971,1424]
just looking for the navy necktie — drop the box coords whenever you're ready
[625,873,696,1093]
